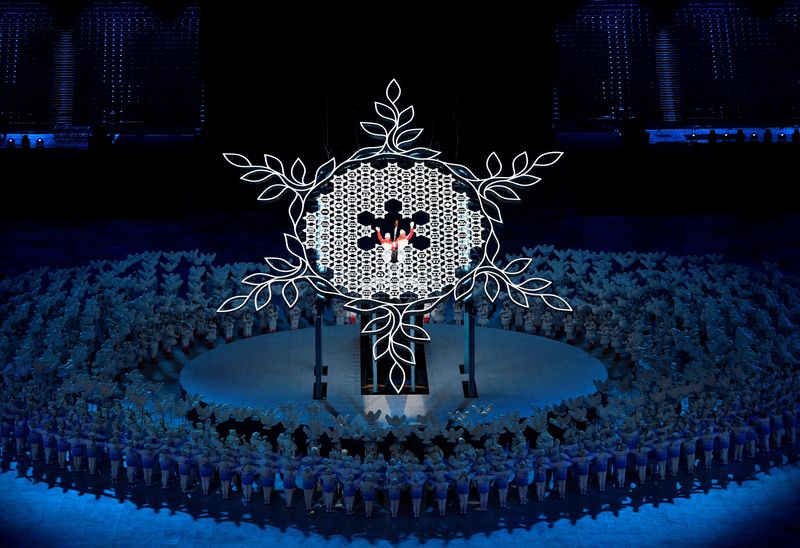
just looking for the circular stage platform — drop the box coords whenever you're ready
[180,325,607,424]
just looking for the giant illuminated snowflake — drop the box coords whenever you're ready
[220,80,570,393]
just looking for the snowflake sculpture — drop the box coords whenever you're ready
[220,80,570,393]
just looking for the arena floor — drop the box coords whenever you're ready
[179,325,607,422]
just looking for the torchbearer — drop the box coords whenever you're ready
[395,221,415,263]
[375,228,395,264]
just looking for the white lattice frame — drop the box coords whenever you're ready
[219,80,571,393]
[305,162,484,300]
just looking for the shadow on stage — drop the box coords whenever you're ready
[2,448,797,542]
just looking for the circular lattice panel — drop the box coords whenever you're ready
[303,162,483,299]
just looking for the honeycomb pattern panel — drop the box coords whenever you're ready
[303,162,484,299]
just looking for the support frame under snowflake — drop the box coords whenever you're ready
[219,80,571,394]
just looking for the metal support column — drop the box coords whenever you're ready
[464,299,477,398]
[313,298,325,399]
[371,313,378,393]
[410,314,417,393]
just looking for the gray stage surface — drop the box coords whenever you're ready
[180,325,607,423]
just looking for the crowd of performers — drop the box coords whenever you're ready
[0,247,798,518]
[1,390,798,517]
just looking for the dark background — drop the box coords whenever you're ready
[1,0,799,277]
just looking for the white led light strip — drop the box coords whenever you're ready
[220,80,570,394]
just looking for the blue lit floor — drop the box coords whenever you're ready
[1,450,798,547]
